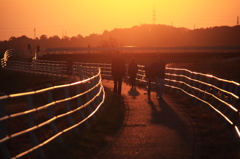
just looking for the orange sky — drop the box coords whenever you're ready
[1,0,239,41]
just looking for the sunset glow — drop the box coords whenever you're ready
[1,0,240,41]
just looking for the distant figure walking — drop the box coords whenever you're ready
[128,57,138,89]
[111,51,125,96]
[66,58,73,78]
[145,55,166,99]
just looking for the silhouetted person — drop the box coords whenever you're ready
[154,55,166,98]
[111,51,125,96]
[66,58,73,78]
[128,57,138,89]
[145,55,166,99]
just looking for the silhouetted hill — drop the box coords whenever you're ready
[1,24,240,54]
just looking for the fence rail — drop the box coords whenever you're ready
[134,64,240,142]
[1,59,240,158]
[165,67,240,142]
[79,62,240,142]
[0,62,105,159]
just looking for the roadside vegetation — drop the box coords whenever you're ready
[168,91,240,158]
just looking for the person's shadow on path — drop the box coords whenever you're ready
[147,98,189,140]
[128,88,140,99]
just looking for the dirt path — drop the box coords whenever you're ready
[95,80,196,159]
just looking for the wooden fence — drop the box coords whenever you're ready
[1,59,112,79]
[137,65,240,142]
[1,59,239,158]
[4,59,239,142]
[0,61,105,159]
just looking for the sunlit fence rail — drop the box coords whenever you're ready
[1,59,112,79]
[1,59,240,158]
[91,61,240,142]
[0,64,105,159]
[163,67,240,142]
[135,64,240,142]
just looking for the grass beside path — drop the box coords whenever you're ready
[166,90,240,159]
[44,87,126,159]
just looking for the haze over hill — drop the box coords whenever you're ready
[1,24,240,54]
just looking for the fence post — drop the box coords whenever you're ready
[85,82,97,121]
[181,70,188,94]
[178,69,185,90]
[223,82,238,128]
[46,85,64,144]
[64,86,80,134]
[57,62,61,78]
[0,93,11,159]
[89,75,101,115]
[165,68,171,87]
[221,82,234,124]
[185,71,192,93]
[78,65,83,80]
[95,70,104,112]
[169,69,177,93]
[59,61,62,77]
[190,73,197,95]
[194,73,203,104]
[72,63,75,77]
[27,89,46,159]
[216,82,228,123]
[217,81,227,110]
[199,76,212,109]
[76,84,90,127]
[209,77,218,114]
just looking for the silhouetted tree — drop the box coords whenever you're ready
[1,24,240,55]
[40,35,48,40]
[97,36,119,53]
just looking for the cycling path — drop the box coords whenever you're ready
[95,79,200,159]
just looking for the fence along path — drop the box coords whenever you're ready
[32,60,240,142]
[0,63,105,159]
[82,61,240,143]
[1,60,240,158]
[1,59,112,79]
[136,64,240,142]
[165,67,240,141]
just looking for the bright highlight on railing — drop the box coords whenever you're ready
[163,67,240,142]
[1,59,240,158]
[235,126,240,138]
[135,64,240,141]
[0,65,105,159]
[165,83,234,125]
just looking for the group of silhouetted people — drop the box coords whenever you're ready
[65,52,166,98]
[111,51,166,99]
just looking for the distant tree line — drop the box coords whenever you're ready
[1,24,240,54]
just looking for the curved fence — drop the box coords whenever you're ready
[0,63,105,159]
[164,67,240,141]
[1,59,112,79]
[60,61,240,142]
[1,59,240,158]
[135,64,240,142]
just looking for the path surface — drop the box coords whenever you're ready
[95,79,197,159]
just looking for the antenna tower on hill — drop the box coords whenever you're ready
[34,28,36,39]
[152,6,156,25]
